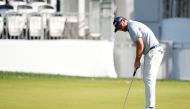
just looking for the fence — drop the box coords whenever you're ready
[0,40,117,78]
[0,11,114,40]
[172,43,190,80]
[114,40,190,80]
[0,12,70,40]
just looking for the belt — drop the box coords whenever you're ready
[149,45,160,51]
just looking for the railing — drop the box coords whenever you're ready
[0,11,114,40]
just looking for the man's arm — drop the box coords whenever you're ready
[134,38,144,70]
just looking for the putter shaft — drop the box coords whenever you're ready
[122,71,136,109]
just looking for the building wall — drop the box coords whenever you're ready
[134,0,161,38]
[115,0,162,38]
[162,18,190,43]
[161,18,190,80]
[114,0,174,79]
[114,0,190,80]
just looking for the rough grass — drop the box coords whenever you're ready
[0,71,190,109]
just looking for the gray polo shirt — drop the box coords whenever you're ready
[127,20,159,54]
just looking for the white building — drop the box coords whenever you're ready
[0,0,190,79]
[57,0,190,79]
[114,0,190,79]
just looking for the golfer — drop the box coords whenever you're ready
[113,16,164,109]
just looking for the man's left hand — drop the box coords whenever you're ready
[134,60,141,71]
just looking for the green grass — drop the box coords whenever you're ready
[0,71,190,109]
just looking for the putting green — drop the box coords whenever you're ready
[0,72,189,109]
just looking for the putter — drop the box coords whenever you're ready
[122,70,137,109]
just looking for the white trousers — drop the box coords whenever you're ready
[143,47,164,108]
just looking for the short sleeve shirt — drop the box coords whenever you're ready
[127,20,159,54]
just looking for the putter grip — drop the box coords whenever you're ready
[133,71,136,77]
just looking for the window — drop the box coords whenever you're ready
[61,0,78,14]
[163,0,189,18]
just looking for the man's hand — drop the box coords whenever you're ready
[134,60,141,71]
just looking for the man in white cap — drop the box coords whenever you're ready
[113,16,164,109]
